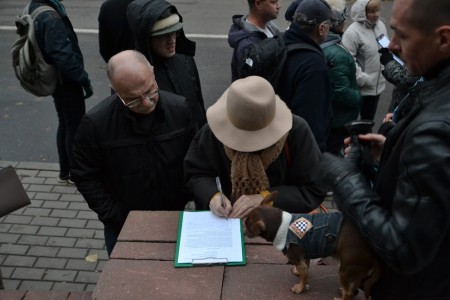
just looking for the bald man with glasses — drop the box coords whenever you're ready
[71,50,196,256]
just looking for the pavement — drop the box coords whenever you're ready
[0,160,108,292]
[0,160,338,294]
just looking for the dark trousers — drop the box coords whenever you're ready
[326,127,347,156]
[104,225,119,257]
[360,95,380,121]
[53,84,85,176]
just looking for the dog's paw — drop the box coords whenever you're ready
[291,283,306,294]
[291,266,299,276]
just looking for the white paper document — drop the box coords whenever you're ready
[175,211,245,266]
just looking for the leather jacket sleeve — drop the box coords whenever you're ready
[334,121,450,275]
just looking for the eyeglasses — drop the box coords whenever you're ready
[118,88,159,108]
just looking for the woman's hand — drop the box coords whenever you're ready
[209,193,232,218]
[229,194,263,219]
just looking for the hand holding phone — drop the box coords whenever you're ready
[376,34,404,66]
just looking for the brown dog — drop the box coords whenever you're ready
[245,194,381,300]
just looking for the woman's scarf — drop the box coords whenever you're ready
[224,133,288,202]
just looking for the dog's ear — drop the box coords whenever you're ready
[261,191,278,207]
[248,220,266,237]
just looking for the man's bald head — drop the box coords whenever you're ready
[107,50,154,91]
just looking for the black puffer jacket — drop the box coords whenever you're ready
[30,0,89,85]
[126,0,206,128]
[71,91,196,234]
[333,63,450,299]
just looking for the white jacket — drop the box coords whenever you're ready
[342,0,387,96]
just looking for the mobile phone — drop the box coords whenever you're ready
[376,34,405,66]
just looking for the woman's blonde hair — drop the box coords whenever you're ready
[366,0,381,11]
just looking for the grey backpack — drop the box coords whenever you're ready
[11,4,57,97]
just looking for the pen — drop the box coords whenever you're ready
[215,176,228,219]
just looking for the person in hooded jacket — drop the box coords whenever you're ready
[285,0,301,22]
[228,0,281,83]
[98,0,135,63]
[321,0,361,155]
[342,0,387,121]
[29,0,93,184]
[126,0,206,128]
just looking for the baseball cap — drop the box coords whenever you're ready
[295,0,332,25]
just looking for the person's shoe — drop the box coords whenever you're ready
[57,174,69,183]
[57,174,75,185]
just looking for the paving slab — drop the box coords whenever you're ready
[0,161,107,293]
[93,260,223,300]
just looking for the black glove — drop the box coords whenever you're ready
[378,48,394,66]
[312,147,361,190]
[82,78,93,99]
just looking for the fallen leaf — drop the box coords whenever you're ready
[85,253,98,263]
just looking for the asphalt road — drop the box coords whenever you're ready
[0,0,393,163]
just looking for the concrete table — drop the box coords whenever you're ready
[93,211,364,300]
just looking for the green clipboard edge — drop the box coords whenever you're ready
[174,211,247,268]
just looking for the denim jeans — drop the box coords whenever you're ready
[53,84,85,176]
[360,95,380,121]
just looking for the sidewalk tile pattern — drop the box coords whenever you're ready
[0,161,107,292]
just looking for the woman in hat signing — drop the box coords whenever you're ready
[184,76,327,218]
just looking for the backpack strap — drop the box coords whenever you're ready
[272,39,326,90]
[29,4,56,20]
[286,42,325,59]
[23,3,30,15]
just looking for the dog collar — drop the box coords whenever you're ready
[273,211,292,251]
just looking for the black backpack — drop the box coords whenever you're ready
[238,34,324,89]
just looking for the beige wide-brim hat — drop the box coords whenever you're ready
[207,76,293,152]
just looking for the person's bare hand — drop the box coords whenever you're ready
[229,194,263,219]
[383,113,393,123]
[344,134,386,162]
[209,193,232,218]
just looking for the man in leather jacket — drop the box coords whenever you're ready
[314,0,450,299]
[71,50,196,256]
